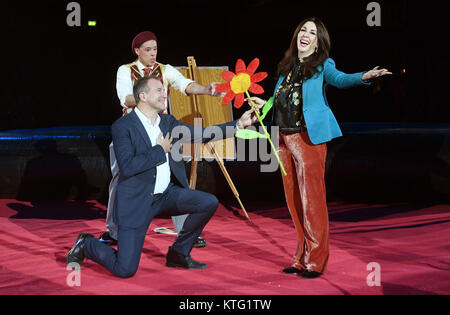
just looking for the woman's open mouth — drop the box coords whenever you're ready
[299,39,310,47]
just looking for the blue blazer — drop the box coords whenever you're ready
[111,110,238,229]
[272,58,371,144]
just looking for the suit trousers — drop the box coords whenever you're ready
[106,142,188,239]
[278,132,329,273]
[84,183,218,278]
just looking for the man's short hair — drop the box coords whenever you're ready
[133,75,163,104]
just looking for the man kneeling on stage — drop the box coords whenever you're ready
[67,74,257,278]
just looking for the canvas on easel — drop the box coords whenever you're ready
[168,62,235,160]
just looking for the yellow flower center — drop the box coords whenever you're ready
[230,73,251,94]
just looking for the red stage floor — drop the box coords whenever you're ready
[0,199,449,295]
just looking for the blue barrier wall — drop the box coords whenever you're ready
[1,123,449,204]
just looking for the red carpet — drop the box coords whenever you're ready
[0,199,449,295]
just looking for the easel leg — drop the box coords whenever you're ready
[206,142,251,222]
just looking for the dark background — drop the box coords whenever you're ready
[1,0,448,131]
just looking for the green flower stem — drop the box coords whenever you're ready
[245,91,287,176]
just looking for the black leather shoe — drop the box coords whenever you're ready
[282,266,304,274]
[301,270,322,279]
[166,247,207,269]
[67,233,94,266]
[193,237,207,248]
[99,231,117,246]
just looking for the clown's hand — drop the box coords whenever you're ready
[208,82,225,97]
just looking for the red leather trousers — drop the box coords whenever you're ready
[279,132,329,273]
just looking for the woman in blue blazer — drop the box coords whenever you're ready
[248,17,391,278]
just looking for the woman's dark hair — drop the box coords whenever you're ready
[277,17,331,79]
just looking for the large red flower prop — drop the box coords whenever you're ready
[216,58,267,109]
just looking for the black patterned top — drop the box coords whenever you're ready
[274,62,306,134]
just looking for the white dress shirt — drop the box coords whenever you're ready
[134,107,171,195]
[116,60,194,111]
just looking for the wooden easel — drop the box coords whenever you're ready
[171,56,250,222]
